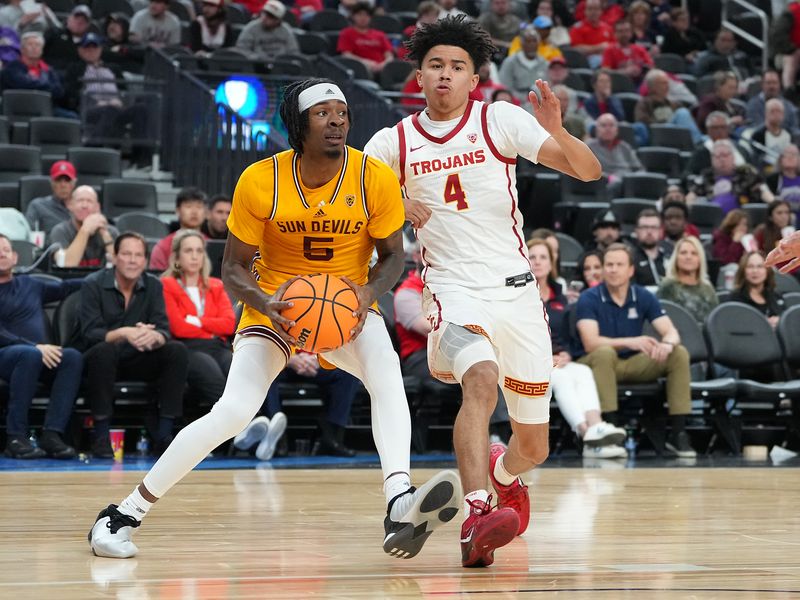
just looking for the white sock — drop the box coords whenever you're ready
[493,453,518,487]
[463,489,490,518]
[118,486,153,522]
[385,472,412,519]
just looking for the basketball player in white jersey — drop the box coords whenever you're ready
[364,17,602,567]
[87,80,461,561]
[766,230,800,272]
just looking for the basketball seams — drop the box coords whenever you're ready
[309,274,331,351]
[330,286,357,347]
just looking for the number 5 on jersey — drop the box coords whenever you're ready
[444,173,469,211]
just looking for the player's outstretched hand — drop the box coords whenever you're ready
[266,276,299,345]
[765,230,800,273]
[529,80,563,135]
[340,276,375,343]
[404,197,432,229]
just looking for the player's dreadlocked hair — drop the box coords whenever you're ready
[279,78,353,155]
[404,15,495,73]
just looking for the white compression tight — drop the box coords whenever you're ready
[143,335,283,498]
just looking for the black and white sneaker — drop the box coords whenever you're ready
[88,504,141,558]
[383,470,461,559]
[665,431,698,459]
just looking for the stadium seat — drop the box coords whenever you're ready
[607,70,637,93]
[636,146,682,178]
[648,124,695,152]
[0,144,41,183]
[611,198,657,232]
[616,122,637,147]
[385,0,419,11]
[333,57,372,81]
[777,305,800,370]
[206,239,226,278]
[297,31,330,55]
[114,212,169,239]
[29,117,81,160]
[91,0,134,18]
[168,0,192,22]
[379,60,414,91]
[561,173,608,204]
[782,292,800,308]
[67,147,122,187]
[654,53,689,74]
[11,239,37,267]
[775,272,800,294]
[621,172,667,200]
[561,47,589,68]
[0,116,9,144]
[18,175,52,214]
[308,9,348,32]
[206,48,257,73]
[371,14,403,34]
[101,179,158,218]
[0,183,18,209]
[570,201,610,242]
[225,2,251,25]
[1,90,53,124]
[612,92,641,122]
[742,203,768,228]
[275,53,316,76]
[689,202,724,235]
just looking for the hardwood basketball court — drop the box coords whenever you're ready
[1,464,799,599]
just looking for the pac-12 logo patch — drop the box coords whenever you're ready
[467,133,478,144]
[345,194,355,207]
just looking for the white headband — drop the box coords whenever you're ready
[298,83,347,113]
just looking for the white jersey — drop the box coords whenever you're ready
[365,100,551,300]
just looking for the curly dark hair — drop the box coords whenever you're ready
[404,15,496,73]
[279,78,353,155]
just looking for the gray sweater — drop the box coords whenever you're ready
[235,21,298,62]
[587,138,643,178]
[498,53,547,104]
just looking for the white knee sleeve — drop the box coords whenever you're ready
[431,323,497,383]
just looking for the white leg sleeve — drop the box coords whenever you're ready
[322,313,411,481]
[143,336,285,498]
[551,362,601,432]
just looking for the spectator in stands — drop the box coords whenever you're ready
[656,235,718,323]
[729,250,787,327]
[509,16,563,61]
[745,70,799,133]
[397,1,438,60]
[528,229,566,290]
[201,195,231,240]
[661,199,700,247]
[25,161,77,235]
[337,3,393,76]
[634,69,704,144]
[695,70,745,133]
[528,238,628,458]
[150,187,208,271]
[601,18,654,85]
[660,7,706,64]
[770,0,800,94]
[688,140,773,213]
[0,0,58,35]
[0,234,81,459]
[44,4,92,72]
[491,88,515,103]
[478,0,521,52]
[569,0,614,68]
[236,0,298,62]
[161,230,235,408]
[129,0,181,48]
[712,208,756,266]
[573,0,624,26]
[0,31,74,119]
[575,249,604,290]
[473,61,507,103]
[754,200,794,255]
[238,0,269,14]
[0,26,20,67]
[437,0,467,20]
[767,145,800,217]
[554,84,588,140]
[587,113,642,196]
[749,99,798,168]
[289,0,322,24]
[630,208,672,287]
[587,209,621,252]
[693,28,751,80]
[48,186,117,269]
[80,232,189,458]
[583,69,625,123]
[190,0,235,56]
[546,55,570,86]
[498,28,547,106]
[574,242,696,457]
[628,0,659,51]
[534,0,571,46]
[684,112,750,176]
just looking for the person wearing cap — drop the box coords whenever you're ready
[44,4,92,71]
[507,17,563,61]
[586,208,621,252]
[0,0,58,35]
[546,55,569,86]
[48,186,118,269]
[477,0,521,51]
[0,31,74,118]
[130,0,181,48]
[235,0,298,62]
[87,77,462,563]
[569,0,613,68]
[25,161,77,234]
[337,2,393,75]
[533,0,570,46]
[190,0,235,56]
[498,27,547,107]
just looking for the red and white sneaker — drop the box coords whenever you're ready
[460,495,519,568]
[488,442,530,536]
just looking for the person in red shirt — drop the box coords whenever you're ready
[397,0,439,60]
[161,229,235,408]
[574,0,625,27]
[336,2,393,75]
[601,19,654,84]
[569,0,613,68]
[150,187,208,271]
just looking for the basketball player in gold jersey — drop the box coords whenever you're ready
[88,79,461,560]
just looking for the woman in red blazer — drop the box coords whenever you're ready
[162,230,236,406]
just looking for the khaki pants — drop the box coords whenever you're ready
[577,345,691,415]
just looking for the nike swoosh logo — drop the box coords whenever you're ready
[410,145,425,152]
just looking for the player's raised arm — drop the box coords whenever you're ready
[529,80,602,182]
[765,230,800,273]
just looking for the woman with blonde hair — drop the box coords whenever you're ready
[527,238,627,458]
[657,236,719,323]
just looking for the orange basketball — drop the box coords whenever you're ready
[279,274,359,353]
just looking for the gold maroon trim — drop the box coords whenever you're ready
[503,377,549,397]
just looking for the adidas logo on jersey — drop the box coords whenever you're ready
[313,208,326,217]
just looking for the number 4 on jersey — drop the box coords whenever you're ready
[444,173,469,210]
